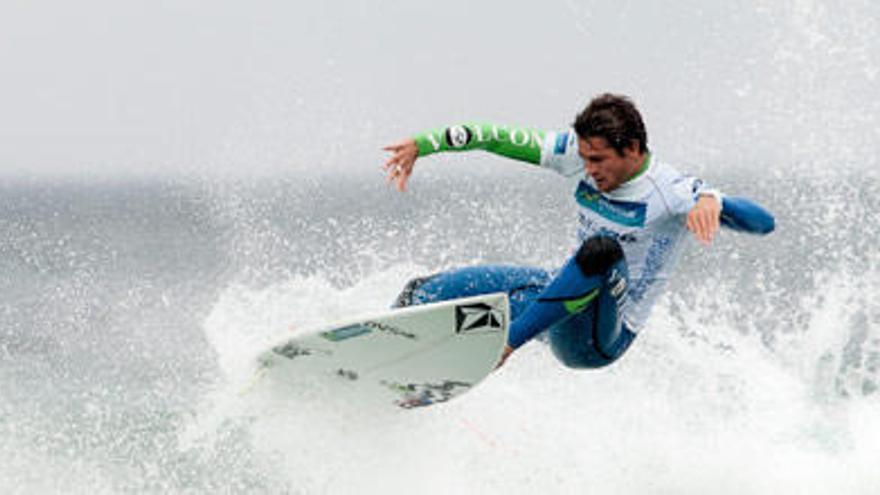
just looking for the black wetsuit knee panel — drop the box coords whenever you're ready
[575,236,625,276]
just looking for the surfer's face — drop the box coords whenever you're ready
[577,137,643,192]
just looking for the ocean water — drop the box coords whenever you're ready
[1,169,878,493]
[2,0,880,493]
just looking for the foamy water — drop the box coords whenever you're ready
[183,263,879,494]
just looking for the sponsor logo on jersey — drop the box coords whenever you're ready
[455,302,504,333]
[574,181,647,227]
[445,125,473,148]
[554,131,569,154]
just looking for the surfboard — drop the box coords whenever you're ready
[253,292,509,409]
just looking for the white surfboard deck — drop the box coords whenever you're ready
[254,292,509,409]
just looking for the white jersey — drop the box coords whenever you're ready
[539,129,713,333]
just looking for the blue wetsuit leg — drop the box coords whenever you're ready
[508,237,636,368]
[393,265,551,321]
[547,259,636,368]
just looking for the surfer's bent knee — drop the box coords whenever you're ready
[575,235,625,276]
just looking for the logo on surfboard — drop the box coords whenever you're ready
[455,303,504,334]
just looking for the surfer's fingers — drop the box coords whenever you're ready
[384,139,419,156]
[386,160,404,184]
[686,210,697,234]
[401,165,415,190]
[382,139,409,151]
[495,345,514,370]
[383,155,400,171]
[382,147,404,159]
[397,171,410,192]
[698,210,710,242]
[702,198,722,243]
[711,204,721,236]
[699,210,713,244]
[386,169,397,186]
[384,151,412,171]
[687,209,708,245]
[708,212,720,241]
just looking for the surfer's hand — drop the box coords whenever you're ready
[687,195,722,245]
[495,344,514,370]
[383,138,419,192]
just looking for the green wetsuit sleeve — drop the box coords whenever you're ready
[413,123,546,165]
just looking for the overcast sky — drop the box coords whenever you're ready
[1,0,877,179]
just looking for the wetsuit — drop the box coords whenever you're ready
[395,123,774,368]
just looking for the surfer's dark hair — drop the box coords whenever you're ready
[573,93,648,156]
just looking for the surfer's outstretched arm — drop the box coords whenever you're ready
[410,123,547,164]
[384,123,568,191]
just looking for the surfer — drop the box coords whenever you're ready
[383,94,774,369]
